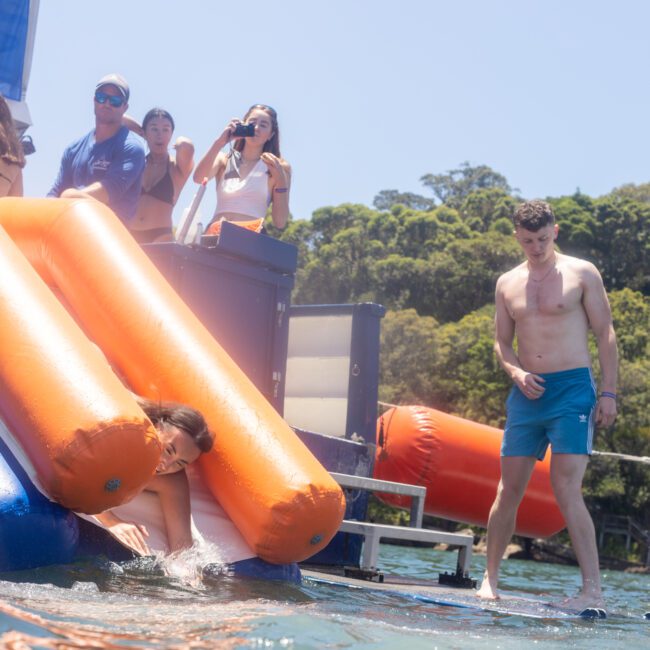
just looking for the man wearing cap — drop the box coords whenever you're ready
[48,73,145,223]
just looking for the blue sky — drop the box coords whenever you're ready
[22,0,650,226]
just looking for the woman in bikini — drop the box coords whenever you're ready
[123,108,194,244]
[0,95,25,198]
[193,104,291,234]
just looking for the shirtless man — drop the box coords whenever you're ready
[476,200,618,611]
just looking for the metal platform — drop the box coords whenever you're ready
[331,472,473,575]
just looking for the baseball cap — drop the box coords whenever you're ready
[95,73,130,101]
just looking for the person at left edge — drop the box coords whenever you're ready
[0,94,26,197]
[47,73,145,224]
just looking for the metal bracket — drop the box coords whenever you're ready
[276,301,286,328]
[438,565,477,590]
[344,566,384,583]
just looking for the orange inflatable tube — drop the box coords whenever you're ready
[374,406,565,538]
[0,197,345,563]
[0,227,160,513]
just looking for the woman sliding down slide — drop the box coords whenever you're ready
[95,398,214,555]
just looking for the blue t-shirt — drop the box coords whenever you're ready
[48,126,145,223]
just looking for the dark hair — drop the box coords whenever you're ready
[142,107,175,132]
[0,94,26,168]
[512,199,555,231]
[137,397,213,453]
[233,104,281,157]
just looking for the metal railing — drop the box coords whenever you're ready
[330,472,474,575]
[598,514,650,566]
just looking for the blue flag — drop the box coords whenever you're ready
[0,0,34,101]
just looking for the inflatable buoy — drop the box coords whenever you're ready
[374,406,565,538]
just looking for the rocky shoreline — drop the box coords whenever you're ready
[459,529,650,574]
[381,528,649,573]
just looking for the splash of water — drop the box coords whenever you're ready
[157,538,228,588]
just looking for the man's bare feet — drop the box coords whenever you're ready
[476,573,500,600]
[555,592,605,613]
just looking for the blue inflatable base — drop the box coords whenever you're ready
[229,557,302,583]
[0,436,79,572]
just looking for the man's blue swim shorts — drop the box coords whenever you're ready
[502,367,597,459]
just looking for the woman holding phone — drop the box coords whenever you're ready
[193,104,291,234]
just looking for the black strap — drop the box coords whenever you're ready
[223,151,241,180]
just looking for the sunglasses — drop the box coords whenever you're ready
[94,91,126,108]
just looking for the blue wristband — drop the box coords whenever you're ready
[599,391,617,400]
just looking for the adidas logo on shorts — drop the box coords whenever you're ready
[579,414,587,423]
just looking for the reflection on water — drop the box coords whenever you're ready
[0,545,648,648]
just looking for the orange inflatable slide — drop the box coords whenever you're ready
[374,406,565,538]
[0,197,345,564]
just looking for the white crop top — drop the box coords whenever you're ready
[215,157,271,219]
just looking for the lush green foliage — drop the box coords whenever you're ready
[270,165,650,532]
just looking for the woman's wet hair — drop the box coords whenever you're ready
[137,397,214,453]
[0,94,26,168]
[234,104,281,157]
[142,107,175,132]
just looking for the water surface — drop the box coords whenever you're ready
[1,544,648,648]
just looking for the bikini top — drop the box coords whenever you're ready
[141,156,175,205]
[215,154,271,219]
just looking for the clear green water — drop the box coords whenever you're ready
[1,545,648,648]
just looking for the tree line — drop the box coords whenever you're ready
[269,163,650,548]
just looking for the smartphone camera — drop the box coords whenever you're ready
[233,123,255,138]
